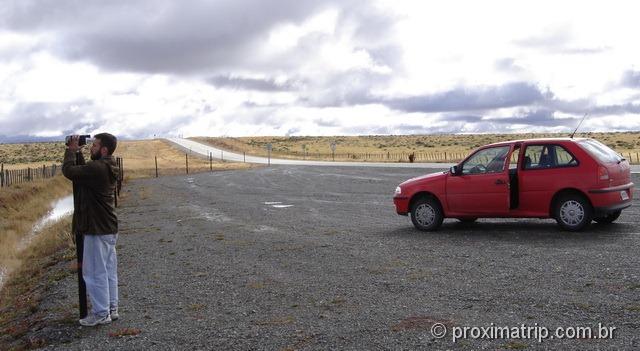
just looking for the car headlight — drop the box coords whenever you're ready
[394,186,401,195]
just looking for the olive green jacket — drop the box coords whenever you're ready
[62,149,119,235]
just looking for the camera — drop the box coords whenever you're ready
[65,135,91,146]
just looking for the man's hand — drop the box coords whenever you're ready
[67,135,83,153]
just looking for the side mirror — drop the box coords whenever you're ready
[450,165,460,175]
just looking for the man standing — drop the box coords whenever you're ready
[62,133,120,326]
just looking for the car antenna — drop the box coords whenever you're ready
[570,113,588,139]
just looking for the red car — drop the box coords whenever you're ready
[394,138,634,231]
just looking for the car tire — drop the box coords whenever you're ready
[554,194,593,231]
[410,196,444,231]
[457,218,478,223]
[593,210,622,224]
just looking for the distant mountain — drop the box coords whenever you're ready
[0,135,64,144]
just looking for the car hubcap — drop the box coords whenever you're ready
[416,204,435,226]
[560,200,584,226]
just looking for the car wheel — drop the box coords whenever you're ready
[410,196,444,231]
[457,218,478,223]
[593,210,622,224]
[554,194,593,231]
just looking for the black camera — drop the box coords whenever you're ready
[65,135,91,146]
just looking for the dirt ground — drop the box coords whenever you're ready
[30,166,640,350]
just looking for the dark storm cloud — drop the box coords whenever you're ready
[438,114,483,123]
[0,0,323,73]
[3,100,97,136]
[430,110,570,129]
[0,0,394,75]
[208,75,302,92]
[304,68,393,107]
[379,82,546,113]
[622,70,640,88]
[481,109,577,127]
[590,103,640,115]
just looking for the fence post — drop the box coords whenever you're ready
[117,158,122,195]
[155,156,159,178]
[209,152,212,171]
[1,163,3,187]
[185,153,189,174]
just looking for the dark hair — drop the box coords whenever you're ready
[94,133,117,155]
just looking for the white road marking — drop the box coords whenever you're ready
[264,202,282,205]
[272,205,294,208]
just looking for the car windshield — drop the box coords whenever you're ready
[577,139,623,164]
[462,146,510,174]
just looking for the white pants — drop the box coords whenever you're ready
[83,234,118,317]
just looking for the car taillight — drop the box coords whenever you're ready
[598,166,609,181]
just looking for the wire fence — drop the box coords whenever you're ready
[261,151,472,163]
[263,149,640,164]
[1,158,124,192]
[0,163,61,188]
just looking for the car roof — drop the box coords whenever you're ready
[483,137,590,148]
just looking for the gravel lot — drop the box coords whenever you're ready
[43,166,639,350]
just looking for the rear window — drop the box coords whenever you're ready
[522,144,578,169]
[578,139,623,163]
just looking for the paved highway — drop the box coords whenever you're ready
[166,138,640,173]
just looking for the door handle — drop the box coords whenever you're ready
[495,179,506,185]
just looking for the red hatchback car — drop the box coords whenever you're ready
[393,138,634,231]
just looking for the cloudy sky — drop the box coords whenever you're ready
[1,0,639,141]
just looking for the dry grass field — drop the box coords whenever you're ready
[0,215,75,350]
[0,177,71,276]
[0,139,255,175]
[193,132,640,163]
[112,139,254,180]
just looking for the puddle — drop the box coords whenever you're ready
[16,195,73,251]
[1,194,74,290]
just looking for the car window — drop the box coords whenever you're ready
[523,144,577,169]
[578,139,623,164]
[462,146,510,175]
[555,146,578,166]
